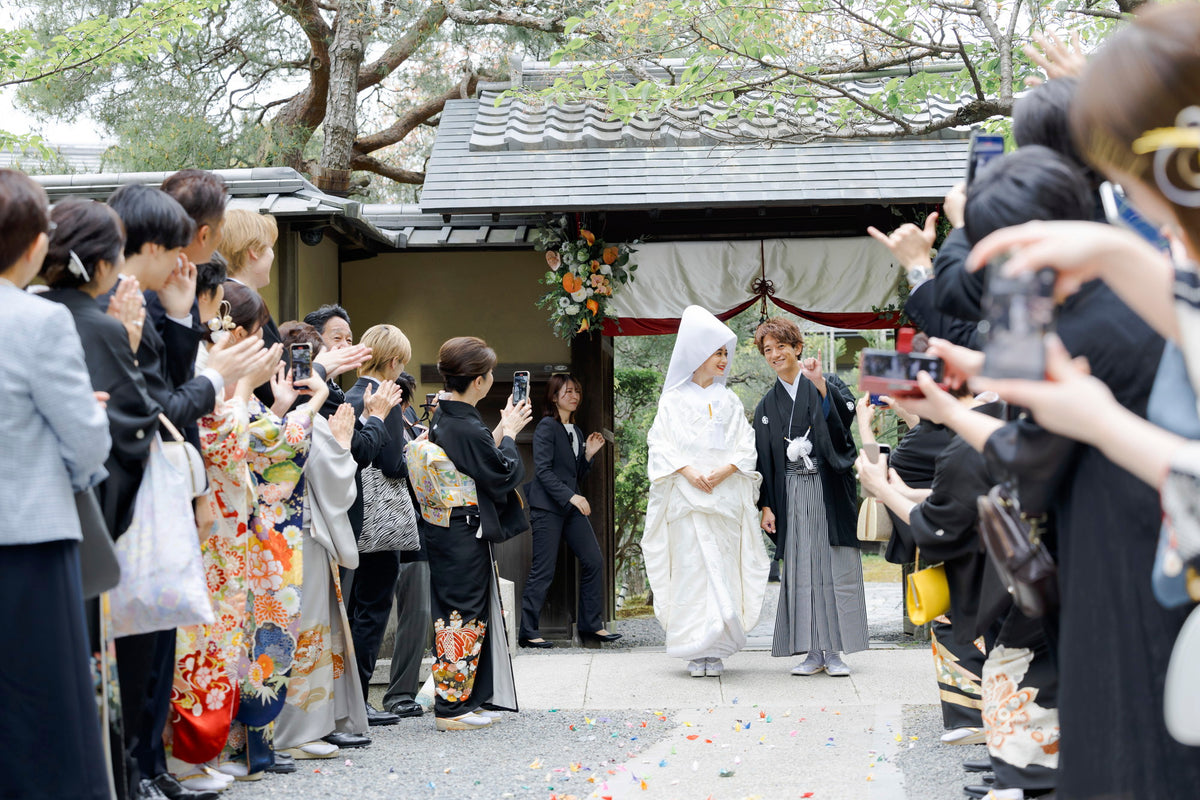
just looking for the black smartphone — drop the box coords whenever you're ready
[512,370,530,404]
[979,258,1057,380]
[863,442,891,465]
[289,343,312,381]
[859,349,946,396]
[966,130,1006,184]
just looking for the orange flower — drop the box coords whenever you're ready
[546,250,561,269]
[256,653,275,675]
[602,246,619,265]
[590,260,600,273]
[586,299,599,315]
[562,273,583,293]
[579,229,595,246]
[577,317,590,333]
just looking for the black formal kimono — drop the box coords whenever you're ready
[983,281,1200,800]
[520,415,603,639]
[425,399,527,718]
[754,372,866,657]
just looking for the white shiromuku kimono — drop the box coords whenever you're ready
[641,306,770,661]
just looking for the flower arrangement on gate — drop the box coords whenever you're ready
[532,220,637,340]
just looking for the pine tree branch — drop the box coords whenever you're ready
[354,73,478,154]
[349,153,425,183]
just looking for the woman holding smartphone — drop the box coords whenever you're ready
[519,374,616,648]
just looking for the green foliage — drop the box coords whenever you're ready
[513,0,1129,141]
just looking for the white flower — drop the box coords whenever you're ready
[558,296,571,308]
[278,586,301,616]
[599,264,612,276]
[565,304,581,315]
[570,289,587,302]
[586,288,595,297]
[281,525,303,548]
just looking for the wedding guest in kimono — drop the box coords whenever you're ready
[275,323,370,754]
[519,373,614,648]
[206,282,329,779]
[167,323,281,793]
[106,183,266,800]
[409,336,531,731]
[752,316,865,677]
[0,169,113,800]
[39,197,170,800]
[345,324,417,728]
[643,306,770,679]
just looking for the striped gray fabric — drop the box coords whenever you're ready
[772,462,869,656]
[359,466,420,553]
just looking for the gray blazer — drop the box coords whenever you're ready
[0,284,111,546]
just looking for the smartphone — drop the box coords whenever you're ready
[978,258,1057,380]
[289,343,312,381]
[868,393,888,407]
[862,442,892,465]
[966,130,1006,184]
[1100,181,1171,253]
[512,370,530,404]
[858,349,947,397]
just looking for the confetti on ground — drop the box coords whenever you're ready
[734,756,742,765]
[344,759,353,766]
[529,759,543,769]
[640,779,648,790]
[659,760,668,767]
[687,735,699,740]
[718,768,735,777]
[691,761,699,772]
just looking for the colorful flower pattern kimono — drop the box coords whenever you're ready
[170,397,251,764]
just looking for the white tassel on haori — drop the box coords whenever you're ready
[786,428,814,469]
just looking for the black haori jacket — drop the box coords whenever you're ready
[753,373,858,552]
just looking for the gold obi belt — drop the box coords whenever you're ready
[404,438,478,527]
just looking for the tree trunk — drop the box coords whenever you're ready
[318,0,369,194]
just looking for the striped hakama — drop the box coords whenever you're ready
[772,459,868,656]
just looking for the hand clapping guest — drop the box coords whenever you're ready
[0,169,113,800]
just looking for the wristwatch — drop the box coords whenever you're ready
[905,265,932,289]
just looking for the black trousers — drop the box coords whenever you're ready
[519,507,604,639]
[115,627,175,783]
[347,549,400,699]
[383,559,432,709]
[0,541,109,800]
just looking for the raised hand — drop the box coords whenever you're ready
[1023,30,1087,87]
[269,364,300,415]
[799,356,826,396]
[500,396,533,440]
[106,276,146,352]
[584,431,606,459]
[866,211,939,266]
[364,380,403,420]
[157,255,198,319]
[329,402,355,449]
[207,334,269,385]
[314,343,372,379]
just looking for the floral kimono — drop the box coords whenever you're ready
[170,397,251,765]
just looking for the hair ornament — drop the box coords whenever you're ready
[1133,106,1200,208]
[207,300,235,334]
[66,250,89,281]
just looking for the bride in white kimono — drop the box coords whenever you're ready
[643,306,770,678]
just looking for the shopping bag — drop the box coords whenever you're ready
[109,434,215,638]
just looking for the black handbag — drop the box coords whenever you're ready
[76,487,120,599]
[976,483,1058,618]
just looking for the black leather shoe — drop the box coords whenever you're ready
[580,630,623,643]
[519,636,554,648]
[963,785,991,799]
[963,759,992,773]
[150,774,218,800]
[323,731,372,748]
[387,699,425,718]
[266,751,296,774]
[135,779,169,800]
[367,702,400,726]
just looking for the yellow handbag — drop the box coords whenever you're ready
[906,548,950,626]
[856,498,893,542]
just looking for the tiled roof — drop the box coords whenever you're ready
[420,98,968,214]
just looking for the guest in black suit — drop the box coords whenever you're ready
[519,374,616,647]
[345,324,411,726]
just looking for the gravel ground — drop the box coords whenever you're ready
[224,709,677,800]
[898,703,988,800]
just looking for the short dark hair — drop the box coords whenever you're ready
[303,303,352,334]
[279,320,325,354]
[964,146,1095,246]
[438,336,497,394]
[1012,78,1101,189]
[107,184,195,257]
[753,317,803,355]
[41,199,125,289]
[196,252,228,300]
[161,169,228,230]
[222,280,270,335]
[543,373,582,421]
[0,169,50,273]
[397,371,417,406]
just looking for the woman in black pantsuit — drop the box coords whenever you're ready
[519,374,619,647]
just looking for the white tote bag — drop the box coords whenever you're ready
[109,433,215,638]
